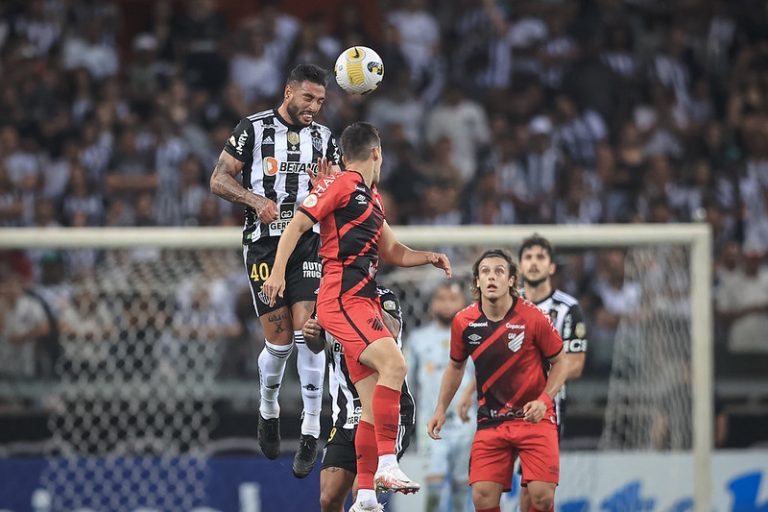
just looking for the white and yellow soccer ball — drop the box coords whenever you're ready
[334,46,384,95]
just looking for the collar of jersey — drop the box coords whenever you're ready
[273,108,309,130]
[478,296,518,322]
[523,288,556,306]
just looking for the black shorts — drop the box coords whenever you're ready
[320,423,414,474]
[243,232,321,317]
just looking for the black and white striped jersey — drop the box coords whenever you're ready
[223,109,340,244]
[326,288,416,430]
[521,288,588,424]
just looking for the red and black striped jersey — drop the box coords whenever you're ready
[450,299,563,428]
[298,170,384,301]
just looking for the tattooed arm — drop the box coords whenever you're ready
[209,150,278,224]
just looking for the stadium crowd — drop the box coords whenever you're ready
[1,0,767,447]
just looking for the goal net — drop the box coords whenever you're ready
[0,225,712,511]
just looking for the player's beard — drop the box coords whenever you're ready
[286,101,312,126]
[435,313,454,327]
[523,276,548,288]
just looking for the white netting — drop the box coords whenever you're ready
[0,225,711,510]
[39,249,238,511]
[600,245,693,451]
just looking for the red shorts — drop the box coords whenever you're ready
[469,419,559,490]
[316,296,389,383]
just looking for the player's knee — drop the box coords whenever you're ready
[471,485,497,507]
[528,487,555,511]
[379,356,406,382]
[319,490,343,512]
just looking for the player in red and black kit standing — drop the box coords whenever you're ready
[262,122,452,512]
[427,249,568,512]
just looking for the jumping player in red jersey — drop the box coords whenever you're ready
[262,122,452,512]
[427,249,568,512]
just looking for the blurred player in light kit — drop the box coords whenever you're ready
[407,282,474,512]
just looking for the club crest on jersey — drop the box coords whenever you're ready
[507,325,525,352]
[311,133,323,152]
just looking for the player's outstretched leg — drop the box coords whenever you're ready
[293,330,324,477]
[257,339,293,459]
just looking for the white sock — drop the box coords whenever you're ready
[377,454,397,471]
[295,331,324,437]
[258,340,293,419]
[355,488,378,507]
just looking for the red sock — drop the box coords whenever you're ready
[372,384,401,456]
[477,508,501,512]
[355,420,377,490]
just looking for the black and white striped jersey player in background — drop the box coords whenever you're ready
[210,64,341,478]
[458,234,588,512]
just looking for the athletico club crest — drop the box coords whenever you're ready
[506,323,525,352]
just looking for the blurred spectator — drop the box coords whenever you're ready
[554,94,607,169]
[13,0,62,58]
[230,23,282,104]
[716,246,768,354]
[388,0,440,84]
[62,17,118,80]
[0,273,51,380]
[366,73,425,147]
[591,249,642,370]
[425,84,490,183]
[172,0,227,92]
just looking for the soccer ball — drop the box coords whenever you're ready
[334,46,384,95]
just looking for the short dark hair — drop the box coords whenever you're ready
[286,64,329,87]
[471,249,518,300]
[518,233,554,261]
[340,122,380,162]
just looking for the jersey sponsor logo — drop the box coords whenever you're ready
[356,185,367,192]
[235,130,249,155]
[312,175,338,195]
[303,193,318,208]
[468,333,482,344]
[506,323,525,329]
[355,193,367,205]
[469,321,488,327]
[263,157,318,176]
[302,261,321,279]
[262,135,274,145]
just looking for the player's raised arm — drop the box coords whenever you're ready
[210,150,278,224]
[379,221,452,277]
[261,210,315,306]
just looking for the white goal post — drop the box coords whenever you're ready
[0,223,713,511]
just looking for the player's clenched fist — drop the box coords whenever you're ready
[255,199,278,224]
